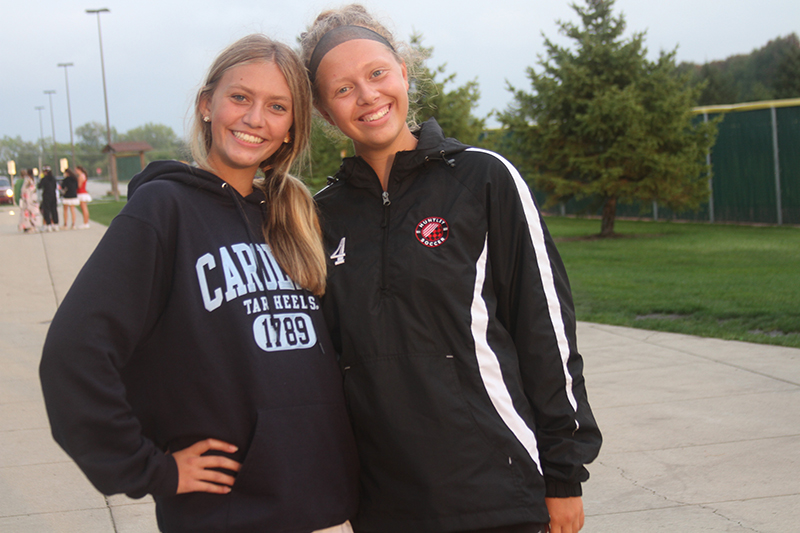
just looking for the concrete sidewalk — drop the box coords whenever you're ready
[1,198,798,532]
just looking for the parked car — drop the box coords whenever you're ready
[0,176,14,205]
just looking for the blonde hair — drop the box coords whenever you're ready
[190,34,327,295]
[299,4,423,107]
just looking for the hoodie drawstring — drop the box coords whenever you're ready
[424,150,456,168]
[222,182,275,298]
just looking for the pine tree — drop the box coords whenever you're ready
[499,0,718,236]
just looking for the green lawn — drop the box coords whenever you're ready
[88,198,127,226]
[546,217,800,348]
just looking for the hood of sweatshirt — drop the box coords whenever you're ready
[128,160,265,205]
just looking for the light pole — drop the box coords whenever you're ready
[35,106,46,174]
[86,7,118,200]
[44,90,58,174]
[58,62,76,169]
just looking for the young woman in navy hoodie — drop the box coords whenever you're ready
[40,34,358,533]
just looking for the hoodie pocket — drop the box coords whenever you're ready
[156,403,358,532]
[225,403,358,531]
[344,354,527,517]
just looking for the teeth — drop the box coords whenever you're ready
[362,106,389,122]
[234,131,265,144]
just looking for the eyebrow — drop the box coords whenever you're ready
[227,84,292,101]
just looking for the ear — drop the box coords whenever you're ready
[199,96,212,121]
[315,104,336,127]
[401,60,409,92]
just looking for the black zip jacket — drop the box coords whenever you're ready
[315,119,601,532]
[40,161,359,533]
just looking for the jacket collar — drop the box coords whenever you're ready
[333,118,468,188]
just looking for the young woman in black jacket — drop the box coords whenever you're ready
[301,5,602,533]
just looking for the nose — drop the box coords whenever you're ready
[356,82,379,106]
[243,104,266,127]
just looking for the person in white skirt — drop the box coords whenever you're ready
[61,168,80,230]
[75,165,92,229]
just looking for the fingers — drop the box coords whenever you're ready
[173,439,242,495]
[545,496,585,533]
[194,453,242,473]
[187,438,239,455]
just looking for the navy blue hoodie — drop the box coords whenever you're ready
[40,160,359,532]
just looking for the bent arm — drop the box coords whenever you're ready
[40,214,178,498]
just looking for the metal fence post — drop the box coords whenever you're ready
[704,112,714,223]
[770,106,783,225]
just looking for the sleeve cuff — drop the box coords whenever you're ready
[125,453,179,499]
[545,479,582,498]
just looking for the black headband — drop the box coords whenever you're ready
[308,25,395,83]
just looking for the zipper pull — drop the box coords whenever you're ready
[382,191,391,206]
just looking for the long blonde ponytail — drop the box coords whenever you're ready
[258,173,327,295]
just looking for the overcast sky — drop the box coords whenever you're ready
[3,0,798,144]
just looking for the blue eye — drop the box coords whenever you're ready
[371,69,384,78]
[232,94,246,102]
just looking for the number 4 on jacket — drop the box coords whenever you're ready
[331,237,346,265]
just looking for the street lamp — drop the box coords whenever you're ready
[35,106,46,174]
[58,62,76,169]
[86,7,118,200]
[44,90,58,173]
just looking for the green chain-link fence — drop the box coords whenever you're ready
[540,98,800,225]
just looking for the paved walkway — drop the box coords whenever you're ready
[1,185,798,532]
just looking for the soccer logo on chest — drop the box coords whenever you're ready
[415,217,449,248]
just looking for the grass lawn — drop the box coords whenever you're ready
[88,198,127,226]
[546,217,800,348]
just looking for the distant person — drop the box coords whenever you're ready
[61,168,79,230]
[38,167,59,231]
[75,165,92,229]
[39,34,358,533]
[300,5,601,533]
[14,172,25,205]
[18,169,42,233]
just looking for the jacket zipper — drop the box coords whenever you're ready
[380,191,391,292]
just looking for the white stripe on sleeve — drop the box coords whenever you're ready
[471,234,543,474]
[466,148,578,415]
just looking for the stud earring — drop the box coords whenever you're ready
[283,132,292,144]
[203,116,210,123]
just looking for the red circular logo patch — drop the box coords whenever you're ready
[415,217,449,247]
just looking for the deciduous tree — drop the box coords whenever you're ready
[120,122,187,162]
[408,34,486,146]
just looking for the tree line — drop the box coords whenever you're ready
[679,33,800,105]
[0,122,187,179]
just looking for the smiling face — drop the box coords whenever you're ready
[314,38,417,160]
[201,61,293,188]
